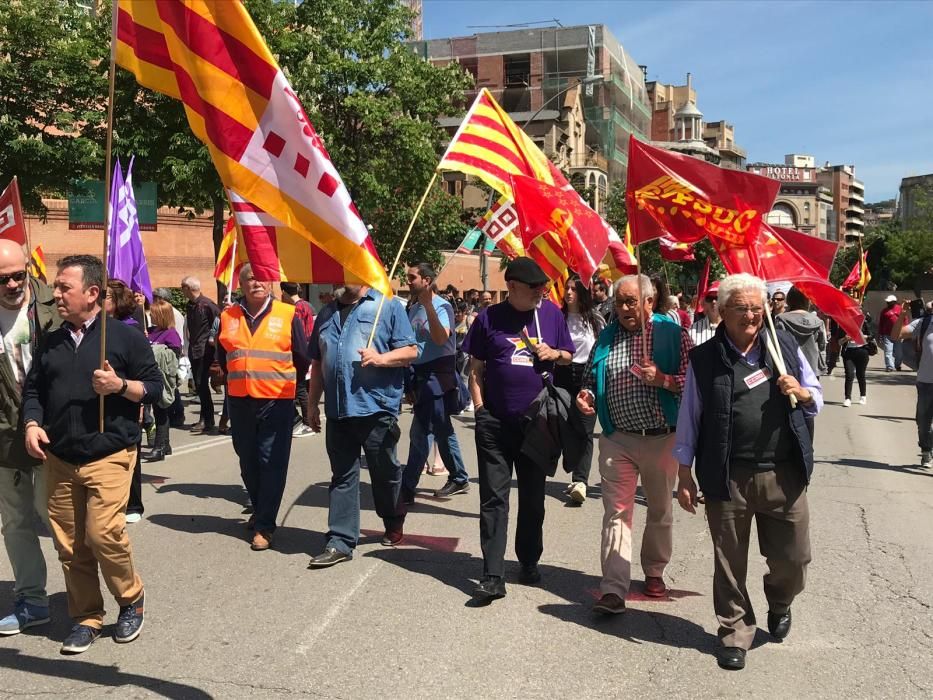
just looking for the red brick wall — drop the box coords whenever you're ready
[477,55,503,90]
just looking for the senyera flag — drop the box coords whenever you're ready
[711,224,865,344]
[214,217,248,290]
[115,1,389,295]
[227,191,363,285]
[842,249,871,294]
[0,178,27,245]
[28,245,47,283]
[626,135,779,247]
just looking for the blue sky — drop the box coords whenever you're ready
[422,0,933,202]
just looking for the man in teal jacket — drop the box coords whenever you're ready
[577,274,693,615]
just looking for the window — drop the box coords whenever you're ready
[504,54,531,87]
[460,57,478,84]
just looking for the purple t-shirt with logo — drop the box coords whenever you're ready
[463,299,573,420]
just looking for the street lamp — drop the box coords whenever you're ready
[522,74,604,129]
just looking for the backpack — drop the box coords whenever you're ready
[151,343,180,409]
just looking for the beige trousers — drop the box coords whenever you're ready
[46,447,144,629]
[597,431,678,597]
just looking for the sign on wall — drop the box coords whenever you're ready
[68,180,158,231]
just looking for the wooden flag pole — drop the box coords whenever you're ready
[98,1,119,432]
[635,243,649,361]
[763,301,798,408]
[366,171,438,347]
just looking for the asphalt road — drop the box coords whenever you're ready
[0,356,930,698]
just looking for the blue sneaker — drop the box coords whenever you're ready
[0,600,50,636]
[114,593,144,643]
[60,624,100,654]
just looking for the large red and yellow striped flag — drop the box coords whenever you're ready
[115,1,390,295]
[227,191,362,285]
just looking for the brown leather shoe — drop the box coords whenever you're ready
[250,531,272,551]
[644,576,667,598]
[592,593,626,615]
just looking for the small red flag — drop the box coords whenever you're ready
[659,235,696,262]
[0,178,27,245]
[694,257,711,314]
[510,173,609,286]
[625,136,779,247]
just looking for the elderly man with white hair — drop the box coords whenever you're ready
[673,273,822,671]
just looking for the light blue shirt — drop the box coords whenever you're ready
[309,289,416,420]
[408,296,455,365]
[673,331,823,466]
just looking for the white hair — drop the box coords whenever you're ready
[718,273,767,308]
[181,276,201,291]
[613,274,654,299]
[237,263,253,284]
[668,295,679,309]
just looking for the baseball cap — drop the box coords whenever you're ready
[153,287,172,300]
[706,281,719,296]
[885,294,897,302]
[504,257,549,286]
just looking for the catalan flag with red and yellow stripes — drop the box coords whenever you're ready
[115,1,390,295]
[213,217,248,290]
[28,245,47,284]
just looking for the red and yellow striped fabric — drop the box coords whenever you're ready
[115,0,389,295]
[28,245,47,283]
[213,217,248,290]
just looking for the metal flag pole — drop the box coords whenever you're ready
[98,0,119,432]
[367,172,438,347]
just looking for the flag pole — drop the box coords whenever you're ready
[635,243,649,361]
[98,0,119,432]
[222,189,240,305]
[763,302,798,408]
[366,172,438,347]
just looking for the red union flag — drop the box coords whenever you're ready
[0,179,27,245]
[626,136,779,247]
[510,173,609,285]
[659,235,695,262]
[115,1,389,294]
[711,224,865,344]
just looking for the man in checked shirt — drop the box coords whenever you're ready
[577,274,693,615]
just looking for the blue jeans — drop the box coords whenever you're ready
[882,336,902,370]
[228,397,294,534]
[403,391,468,491]
[325,413,405,554]
[918,383,933,452]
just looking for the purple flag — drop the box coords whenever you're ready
[107,156,152,302]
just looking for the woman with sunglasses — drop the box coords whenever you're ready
[555,276,605,504]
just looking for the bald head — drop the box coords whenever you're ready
[0,240,29,310]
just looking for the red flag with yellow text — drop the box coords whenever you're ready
[626,136,779,247]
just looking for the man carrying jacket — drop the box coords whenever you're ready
[577,274,693,615]
[0,240,60,636]
[674,273,822,671]
[217,265,310,552]
[23,255,162,655]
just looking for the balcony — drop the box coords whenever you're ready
[569,150,609,172]
[847,203,865,215]
[849,188,864,203]
[846,216,865,229]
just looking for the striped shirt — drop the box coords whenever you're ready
[689,317,720,346]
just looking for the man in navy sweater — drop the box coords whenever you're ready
[23,255,162,655]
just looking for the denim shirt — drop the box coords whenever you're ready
[309,290,416,419]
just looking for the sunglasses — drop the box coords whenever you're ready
[0,270,27,285]
[704,295,718,303]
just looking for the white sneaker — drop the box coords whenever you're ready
[843,399,851,407]
[292,424,315,438]
[921,451,932,468]
[568,482,587,504]
[463,401,474,412]
[858,396,867,405]
[125,512,142,524]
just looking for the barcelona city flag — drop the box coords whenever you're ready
[115,0,390,295]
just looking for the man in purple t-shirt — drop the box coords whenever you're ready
[462,257,574,601]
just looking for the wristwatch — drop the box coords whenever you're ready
[117,378,128,396]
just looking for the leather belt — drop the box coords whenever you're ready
[623,426,675,437]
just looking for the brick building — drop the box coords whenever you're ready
[817,163,865,241]
[747,156,836,240]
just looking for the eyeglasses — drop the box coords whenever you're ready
[704,296,718,304]
[615,296,641,309]
[726,305,764,317]
[771,296,785,303]
[0,270,27,285]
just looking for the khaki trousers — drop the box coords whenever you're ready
[705,465,811,650]
[46,447,144,629]
[597,431,678,598]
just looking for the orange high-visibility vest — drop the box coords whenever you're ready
[219,300,297,399]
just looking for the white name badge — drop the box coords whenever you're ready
[744,367,771,389]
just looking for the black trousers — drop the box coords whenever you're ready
[295,379,309,424]
[553,362,596,484]
[474,409,547,578]
[191,348,215,427]
[153,404,170,451]
[843,345,870,399]
[127,440,143,515]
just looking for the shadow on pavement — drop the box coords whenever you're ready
[537,602,719,656]
[287,480,479,520]
[156,482,249,507]
[147,514,321,556]
[0,647,211,699]
[821,457,932,476]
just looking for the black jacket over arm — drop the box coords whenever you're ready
[22,313,163,465]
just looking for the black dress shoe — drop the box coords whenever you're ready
[518,563,541,585]
[142,449,165,463]
[472,576,506,600]
[767,609,792,640]
[716,646,746,671]
[307,547,352,569]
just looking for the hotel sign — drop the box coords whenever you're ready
[747,165,815,183]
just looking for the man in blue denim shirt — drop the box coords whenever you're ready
[306,284,417,568]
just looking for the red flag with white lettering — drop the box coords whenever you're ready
[0,179,27,245]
